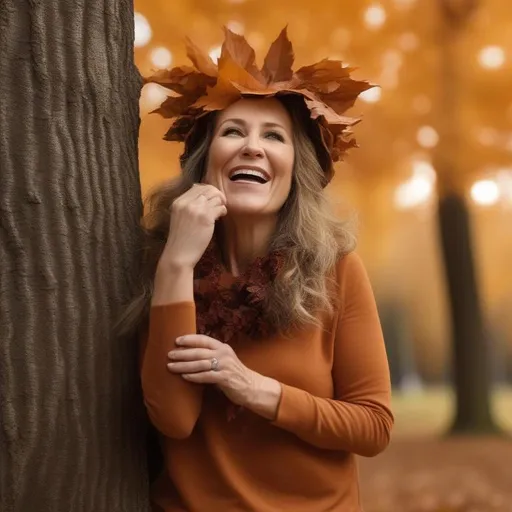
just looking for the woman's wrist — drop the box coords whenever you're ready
[152,261,195,305]
[243,372,282,421]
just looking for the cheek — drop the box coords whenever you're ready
[270,148,294,181]
[204,142,224,183]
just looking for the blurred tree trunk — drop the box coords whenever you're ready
[434,0,500,434]
[0,1,149,511]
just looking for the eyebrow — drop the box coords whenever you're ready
[218,118,286,130]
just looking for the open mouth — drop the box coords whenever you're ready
[229,169,270,184]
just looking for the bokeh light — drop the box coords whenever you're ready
[471,179,500,205]
[134,12,152,48]
[149,47,172,69]
[417,126,439,148]
[394,160,436,209]
[364,4,387,29]
[360,87,382,103]
[478,45,506,69]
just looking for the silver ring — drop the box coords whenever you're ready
[210,357,220,372]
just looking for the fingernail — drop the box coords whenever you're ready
[175,337,183,345]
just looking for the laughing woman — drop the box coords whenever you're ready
[128,28,393,512]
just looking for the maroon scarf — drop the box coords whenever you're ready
[193,242,284,343]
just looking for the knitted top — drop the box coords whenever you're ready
[141,252,393,512]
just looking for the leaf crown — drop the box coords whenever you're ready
[146,26,373,185]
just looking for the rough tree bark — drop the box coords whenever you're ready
[434,0,500,434]
[0,1,149,511]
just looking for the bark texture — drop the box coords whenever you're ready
[0,1,148,510]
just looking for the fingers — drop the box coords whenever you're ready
[176,335,222,349]
[188,184,226,205]
[168,348,212,362]
[206,195,224,207]
[167,360,212,374]
[181,372,220,383]
[199,185,226,204]
[167,337,226,375]
[213,204,228,220]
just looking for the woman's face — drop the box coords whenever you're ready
[204,97,295,217]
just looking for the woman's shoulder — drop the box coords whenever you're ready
[333,251,372,299]
[335,250,367,279]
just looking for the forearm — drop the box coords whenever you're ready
[272,384,393,456]
[142,261,204,438]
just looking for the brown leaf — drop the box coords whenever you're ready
[145,65,195,84]
[230,82,280,96]
[303,97,358,126]
[220,27,263,81]
[150,94,191,119]
[164,114,198,142]
[185,37,218,77]
[146,66,214,96]
[295,59,353,84]
[218,52,266,92]
[262,27,294,83]
[193,77,241,111]
[322,81,374,113]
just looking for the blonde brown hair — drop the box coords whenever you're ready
[118,95,356,335]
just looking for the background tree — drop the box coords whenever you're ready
[0,1,149,510]
[433,0,500,434]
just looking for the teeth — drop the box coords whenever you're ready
[230,169,268,182]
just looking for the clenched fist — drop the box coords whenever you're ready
[159,184,227,271]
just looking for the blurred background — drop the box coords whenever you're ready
[133,0,512,510]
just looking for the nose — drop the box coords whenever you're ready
[241,137,264,159]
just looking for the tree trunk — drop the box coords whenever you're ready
[434,0,501,434]
[437,194,498,433]
[0,1,149,511]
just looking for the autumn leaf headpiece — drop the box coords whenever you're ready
[146,27,372,186]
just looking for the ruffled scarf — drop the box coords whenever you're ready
[193,241,285,343]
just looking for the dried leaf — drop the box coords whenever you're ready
[193,77,241,111]
[296,59,353,83]
[230,82,280,96]
[145,65,195,85]
[322,81,374,113]
[151,94,191,119]
[146,66,214,97]
[220,27,263,81]
[164,114,198,141]
[262,27,294,83]
[304,97,359,125]
[217,53,266,92]
[185,37,218,77]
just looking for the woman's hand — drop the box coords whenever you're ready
[167,335,282,418]
[159,184,227,271]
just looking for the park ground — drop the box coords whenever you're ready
[359,387,512,512]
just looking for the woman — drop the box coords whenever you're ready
[132,28,393,512]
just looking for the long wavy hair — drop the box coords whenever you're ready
[117,95,356,336]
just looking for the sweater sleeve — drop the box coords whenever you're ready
[272,253,394,456]
[141,302,203,439]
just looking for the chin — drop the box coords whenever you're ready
[226,197,273,217]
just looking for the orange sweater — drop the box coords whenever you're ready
[141,252,393,512]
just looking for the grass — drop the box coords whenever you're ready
[389,386,512,439]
